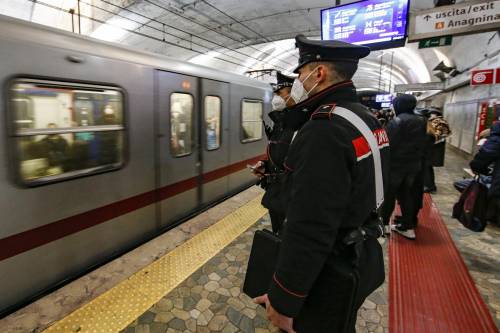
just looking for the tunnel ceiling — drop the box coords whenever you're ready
[1,0,495,90]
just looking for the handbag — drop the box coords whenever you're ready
[243,107,385,300]
[452,177,489,232]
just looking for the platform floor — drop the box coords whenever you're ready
[0,148,498,333]
[120,217,388,333]
[432,148,499,327]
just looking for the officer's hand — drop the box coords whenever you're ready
[250,161,266,179]
[254,294,296,333]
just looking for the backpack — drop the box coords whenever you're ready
[427,116,451,139]
[452,178,489,232]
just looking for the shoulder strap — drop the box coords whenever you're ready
[333,107,384,209]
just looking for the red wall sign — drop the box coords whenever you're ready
[497,68,500,84]
[477,102,489,139]
[471,69,495,86]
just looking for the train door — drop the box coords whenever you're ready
[157,71,199,227]
[200,79,230,204]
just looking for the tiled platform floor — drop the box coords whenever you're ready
[121,215,389,333]
[433,148,500,327]
[2,148,497,333]
[121,147,499,333]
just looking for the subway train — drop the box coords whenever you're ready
[0,14,271,315]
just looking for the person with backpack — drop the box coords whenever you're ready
[424,108,451,193]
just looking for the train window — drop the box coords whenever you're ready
[170,93,193,157]
[241,99,263,143]
[204,96,221,150]
[9,79,125,186]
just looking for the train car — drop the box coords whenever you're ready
[0,14,271,315]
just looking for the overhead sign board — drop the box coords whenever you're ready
[418,36,453,48]
[321,0,410,51]
[375,94,393,102]
[408,0,500,42]
[471,68,495,85]
[394,82,445,92]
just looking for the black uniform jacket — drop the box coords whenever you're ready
[261,109,309,214]
[267,81,390,319]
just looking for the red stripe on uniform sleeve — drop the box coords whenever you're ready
[273,273,307,298]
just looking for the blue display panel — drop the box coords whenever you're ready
[321,0,410,50]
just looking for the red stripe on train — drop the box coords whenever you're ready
[0,154,266,261]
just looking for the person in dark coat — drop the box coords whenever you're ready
[254,35,389,333]
[255,72,298,234]
[470,121,500,225]
[381,94,427,240]
[424,109,449,193]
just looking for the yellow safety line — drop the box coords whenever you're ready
[43,195,267,333]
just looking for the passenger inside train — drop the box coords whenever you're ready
[13,82,124,183]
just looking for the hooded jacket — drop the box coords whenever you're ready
[470,122,500,198]
[385,95,428,172]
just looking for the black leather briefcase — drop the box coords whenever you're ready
[243,229,281,299]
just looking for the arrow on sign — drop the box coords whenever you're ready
[424,15,432,21]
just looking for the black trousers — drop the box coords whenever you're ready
[269,210,285,234]
[412,169,425,228]
[381,171,420,230]
[293,239,384,333]
[424,165,436,190]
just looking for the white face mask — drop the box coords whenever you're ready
[290,66,320,104]
[271,94,292,111]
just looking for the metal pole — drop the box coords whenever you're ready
[388,51,394,93]
[378,52,384,92]
[77,0,81,34]
[29,0,37,21]
[69,9,75,33]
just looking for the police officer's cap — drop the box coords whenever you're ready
[293,34,371,73]
[271,72,295,92]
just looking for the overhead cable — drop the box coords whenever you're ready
[143,0,297,66]
[26,0,254,70]
[85,0,291,71]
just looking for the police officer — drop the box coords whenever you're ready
[255,72,298,234]
[255,35,390,333]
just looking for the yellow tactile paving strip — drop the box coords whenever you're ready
[43,195,266,333]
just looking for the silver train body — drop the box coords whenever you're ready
[0,15,271,314]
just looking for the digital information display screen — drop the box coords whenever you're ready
[375,94,393,103]
[321,0,410,50]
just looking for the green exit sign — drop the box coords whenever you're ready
[419,36,453,49]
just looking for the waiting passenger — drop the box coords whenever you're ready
[470,121,500,226]
[415,108,451,194]
[252,71,298,234]
[381,95,427,240]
